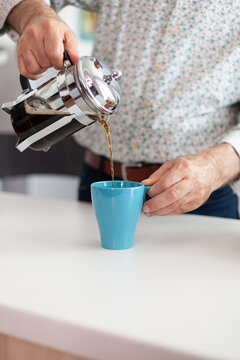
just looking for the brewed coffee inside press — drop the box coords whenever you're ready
[2,53,121,154]
[10,98,88,151]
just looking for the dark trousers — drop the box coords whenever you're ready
[78,162,239,219]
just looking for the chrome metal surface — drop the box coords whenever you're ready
[2,88,38,114]
[57,64,96,126]
[2,55,122,151]
[76,56,122,114]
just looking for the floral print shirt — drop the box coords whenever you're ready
[1,0,240,167]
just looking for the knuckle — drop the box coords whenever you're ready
[23,55,32,67]
[149,198,159,213]
[42,19,56,32]
[180,157,190,169]
[45,48,60,63]
[169,202,178,212]
[46,47,63,66]
[22,25,39,42]
[46,49,58,61]
[49,56,62,69]
[160,179,170,191]
[25,26,36,37]
[24,59,39,74]
[168,188,179,201]
[24,57,32,68]
[26,63,38,74]
[18,35,28,49]
[170,201,183,214]
[38,57,51,69]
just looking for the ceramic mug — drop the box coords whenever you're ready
[91,180,151,250]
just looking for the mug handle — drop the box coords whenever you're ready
[143,185,151,201]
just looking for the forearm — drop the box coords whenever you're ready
[202,143,240,190]
[7,0,58,34]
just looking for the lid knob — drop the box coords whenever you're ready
[104,69,122,85]
[112,69,122,81]
[76,56,122,114]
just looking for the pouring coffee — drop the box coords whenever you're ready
[2,52,122,152]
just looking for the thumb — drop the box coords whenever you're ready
[142,178,155,186]
[64,29,80,64]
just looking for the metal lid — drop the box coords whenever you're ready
[75,56,122,115]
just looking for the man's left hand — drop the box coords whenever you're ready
[142,143,240,216]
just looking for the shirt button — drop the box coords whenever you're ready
[155,65,162,73]
[142,101,150,108]
[133,140,140,148]
[169,27,178,34]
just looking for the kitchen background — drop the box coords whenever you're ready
[1,3,239,210]
[0,3,94,200]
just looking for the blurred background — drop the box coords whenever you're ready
[0,3,95,200]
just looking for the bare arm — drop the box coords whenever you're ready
[7,0,79,79]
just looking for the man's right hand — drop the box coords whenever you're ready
[7,0,80,80]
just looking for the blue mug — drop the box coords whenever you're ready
[91,180,151,250]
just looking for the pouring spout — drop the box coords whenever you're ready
[2,101,12,114]
[2,88,38,115]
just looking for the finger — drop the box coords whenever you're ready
[143,179,192,214]
[22,48,47,76]
[32,39,52,69]
[148,164,186,197]
[18,54,46,80]
[142,162,172,186]
[18,27,52,69]
[64,29,80,64]
[43,25,64,69]
[145,198,201,217]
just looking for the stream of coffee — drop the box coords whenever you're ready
[98,115,114,187]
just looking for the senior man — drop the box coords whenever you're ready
[1,0,240,218]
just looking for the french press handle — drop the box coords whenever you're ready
[19,51,73,92]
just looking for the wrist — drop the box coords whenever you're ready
[204,143,240,190]
[7,0,58,34]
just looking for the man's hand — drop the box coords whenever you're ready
[7,0,79,79]
[142,143,240,216]
[17,19,79,79]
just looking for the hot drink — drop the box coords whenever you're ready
[10,99,97,151]
[98,115,115,186]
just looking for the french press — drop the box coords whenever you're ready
[2,52,122,152]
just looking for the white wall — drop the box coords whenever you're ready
[2,174,79,200]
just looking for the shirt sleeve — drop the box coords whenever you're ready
[221,117,240,190]
[221,123,240,158]
[50,0,100,13]
[0,0,24,30]
[221,111,240,157]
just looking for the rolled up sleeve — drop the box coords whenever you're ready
[221,122,240,158]
[0,0,24,31]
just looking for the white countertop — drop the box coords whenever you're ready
[0,192,240,360]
